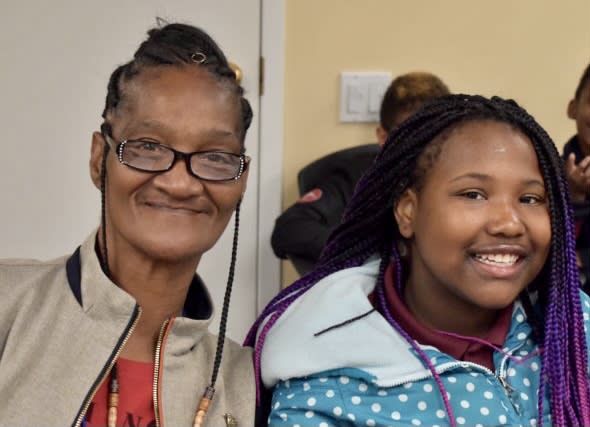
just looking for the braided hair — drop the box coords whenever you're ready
[247,95,590,426]
[98,22,251,420]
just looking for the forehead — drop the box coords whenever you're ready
[425,120,542,182]
[113,66,241,145]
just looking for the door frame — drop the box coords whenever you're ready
[257,0,286,312]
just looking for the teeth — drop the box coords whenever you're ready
[474,253,519,265]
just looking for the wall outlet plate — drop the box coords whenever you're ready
[339,71,392,123]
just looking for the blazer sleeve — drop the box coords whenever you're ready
[270,171,352,263]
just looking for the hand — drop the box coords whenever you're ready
[566,153,590,202]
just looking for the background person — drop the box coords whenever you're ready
[564,63,590,289]
[270,72,449,276]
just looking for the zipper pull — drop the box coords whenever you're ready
[498,375,514,393]
[497,375,522,415]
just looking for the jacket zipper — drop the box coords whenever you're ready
[497,341,526,415]
[72,306,142,427]
[383,349,527,411]
[153,319,171,427]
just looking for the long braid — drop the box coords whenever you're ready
[99,146,110,277]
[514,109,590,425]
[247,95,590,424]
[210,201,241,387]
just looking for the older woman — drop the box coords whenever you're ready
[0,22,255,427]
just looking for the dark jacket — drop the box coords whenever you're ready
[563,135,590,289]
[271,144,380,274]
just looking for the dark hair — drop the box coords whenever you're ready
[98,22,248,424]
[102,22,253,142]
[574,63,590,101]
[379,71,450,132]
[248,95,590,425]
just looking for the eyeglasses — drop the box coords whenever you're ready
[102,133,250,182]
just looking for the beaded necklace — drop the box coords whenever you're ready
[107,363,119,427]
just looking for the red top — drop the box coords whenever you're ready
[375,262,513,371]
[86,358,156,427]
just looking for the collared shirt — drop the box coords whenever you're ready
[375,262,512,371]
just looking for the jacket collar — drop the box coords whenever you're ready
[260,257,531,388]
[65,232,215,353]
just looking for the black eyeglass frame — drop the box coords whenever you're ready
[100,127,250,182]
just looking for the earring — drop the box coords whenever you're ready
[396,240,408,258]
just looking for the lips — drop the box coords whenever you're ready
[143,200,208,214]
[468,245,528,279]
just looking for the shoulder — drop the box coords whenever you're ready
[0,256,67,299]
[201,332,254,380]
[209,334,256,421]
[0,256,69,350]
[260,258,424,389]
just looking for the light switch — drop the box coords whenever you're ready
[347,82,365,113]
[369,81,386,113]
[340,71,392,123]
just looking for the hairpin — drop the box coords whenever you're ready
[191,52,207,64]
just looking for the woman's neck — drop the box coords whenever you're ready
[104,244,201,362]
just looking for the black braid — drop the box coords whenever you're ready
[210,201,241,387]
[99,145,110,277]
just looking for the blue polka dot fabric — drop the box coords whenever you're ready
[267,294,590,427]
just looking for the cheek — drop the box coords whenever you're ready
[207,183,244,215]
[109,166,150,201]
[535,214,552,257]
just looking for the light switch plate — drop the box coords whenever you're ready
[340,71,392,123]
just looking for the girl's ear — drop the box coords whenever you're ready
[394,188,418,239]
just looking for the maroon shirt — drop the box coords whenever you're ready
[373,262,513,371]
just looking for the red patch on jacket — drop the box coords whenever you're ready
[298,188,322,203]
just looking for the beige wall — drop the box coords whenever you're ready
[280,0,590,285]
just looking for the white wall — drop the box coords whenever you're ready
[0,0,265,342]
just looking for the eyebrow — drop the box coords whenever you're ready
[449,173,545,188]
[137,120,238,139]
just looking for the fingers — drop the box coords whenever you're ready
[567,153,577,173]
[579,156,590,173]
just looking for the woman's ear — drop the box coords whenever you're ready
[394,189,418,239]
[90,132,106,190]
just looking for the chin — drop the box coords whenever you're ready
[139,234,213,264]
[473,290,523,311]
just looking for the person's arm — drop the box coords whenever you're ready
[270,173,351,263]
[268,377,352,427]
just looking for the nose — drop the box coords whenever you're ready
[152,156,203,197]
[486,198,525,237]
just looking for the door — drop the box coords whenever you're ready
[0,0,268,342]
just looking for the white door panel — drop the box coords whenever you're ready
[0,0,263,342]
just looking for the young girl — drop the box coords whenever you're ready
[248,95,590,426]
[0,23,254,427]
